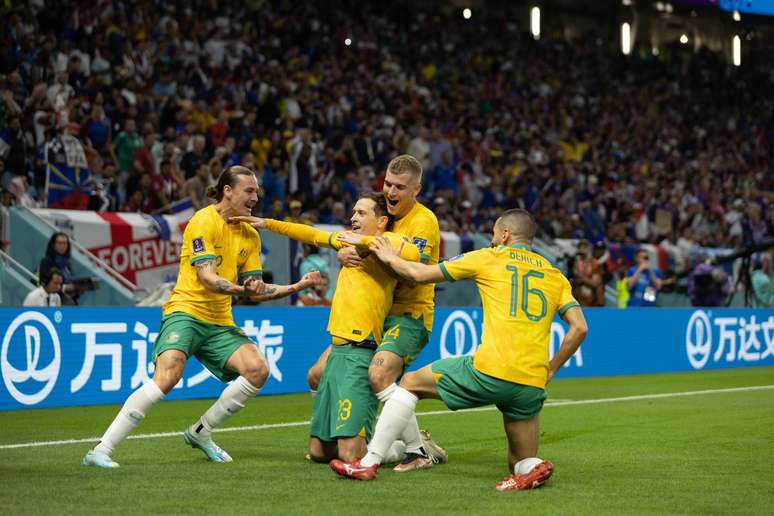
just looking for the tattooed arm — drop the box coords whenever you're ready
[195,258,264,296]
[248,271,323,302]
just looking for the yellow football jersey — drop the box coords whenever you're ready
[439,245,579,389]
[264,219,419,343]
[163,205,262,326]
[390,202,440,330]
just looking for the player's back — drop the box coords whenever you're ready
[440,245,578,389]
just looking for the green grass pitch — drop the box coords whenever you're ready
[1,367,772,515]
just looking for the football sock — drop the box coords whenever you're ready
[401,415,424,455]
[361,387,418,467]
[375,384,423,455]
[375,383,397,403]
[191,376,260,440]
[514,457,544,475]
[383,440,407,464]
[94,381,164,456]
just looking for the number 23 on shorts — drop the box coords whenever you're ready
[337,399,352,421]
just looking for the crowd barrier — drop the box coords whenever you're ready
[1,307,772,410]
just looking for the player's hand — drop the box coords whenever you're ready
[243,277,266,295]
[337,246,364,267]
[372,236,401,262]
[300,270,322,288]
[336,231,365,246]
[229,215,267,229]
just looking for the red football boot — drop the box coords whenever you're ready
[330,458,378,481]
[495,460,554,491]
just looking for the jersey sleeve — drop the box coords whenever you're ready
[238,227,263,282]
[557,274,580,316]
[410,216,439,264]
[265,219,343,249]
[438,249,486,282]
[385,232,420,262]
[185,214,218,266]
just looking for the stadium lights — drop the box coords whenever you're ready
[733,10,741,21]
[621,22,632,55]
[652,46,659,55]
[680,34,688,44]
[531,7,541,40]
[463,8,472,19]
[622,0,633,5]
[344,37,352,46]
[733,35,741,66]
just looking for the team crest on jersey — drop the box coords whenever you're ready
[192,237,205,253]
[412,237,428,253]
[240,248,247,258]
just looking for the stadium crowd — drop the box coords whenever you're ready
[1,0,772,252]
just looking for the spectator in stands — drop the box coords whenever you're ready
[751,259,774,308]
[296,273,332,307]
[23,267,63,307]
[182,162,211,210]
[38,232,80,305]
[112,119,141,174]
[687,261,732,307]
[180,134,206,180]
[626,250,663,308]
[572,240,604,307]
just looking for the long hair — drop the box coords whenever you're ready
[205,165,256,202]
[45,232,71,258]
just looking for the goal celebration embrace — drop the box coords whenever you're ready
[77,158,587,492]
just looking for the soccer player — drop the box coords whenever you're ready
[231,192,421,464]
[330,209,588,491]
[83,166,320,468]
[322,154,447,471]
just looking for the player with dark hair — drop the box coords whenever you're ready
[231,192,423,464]
[328,154,448,470]
[83,166,320,468]
[331,208,588,491]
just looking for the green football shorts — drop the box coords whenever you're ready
[309,343,377,442]
[378,314,430,366]
[153,312,253,383]
[432,355,547,421]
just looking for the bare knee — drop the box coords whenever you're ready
[241,356,269,387]
[308,438,335,462]
[307,365,321,391]
[153,351,186,394]
[368,366,392,392]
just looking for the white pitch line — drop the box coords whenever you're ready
[1,384,772,451]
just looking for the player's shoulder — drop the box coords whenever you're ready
[412,202,440,227]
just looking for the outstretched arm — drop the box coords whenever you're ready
[229,216,341,249]
[371,236,446,284]
[248,271,323,302]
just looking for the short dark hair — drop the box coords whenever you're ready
[45,232,71,258]
[500,208,537,241]
[42,267,63,287]
[358,191,390,219]
[205,165,256,202]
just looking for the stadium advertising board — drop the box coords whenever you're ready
[1,307,773,410]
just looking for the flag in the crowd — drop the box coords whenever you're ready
[147,197,195,242]
[45,135,93,209]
